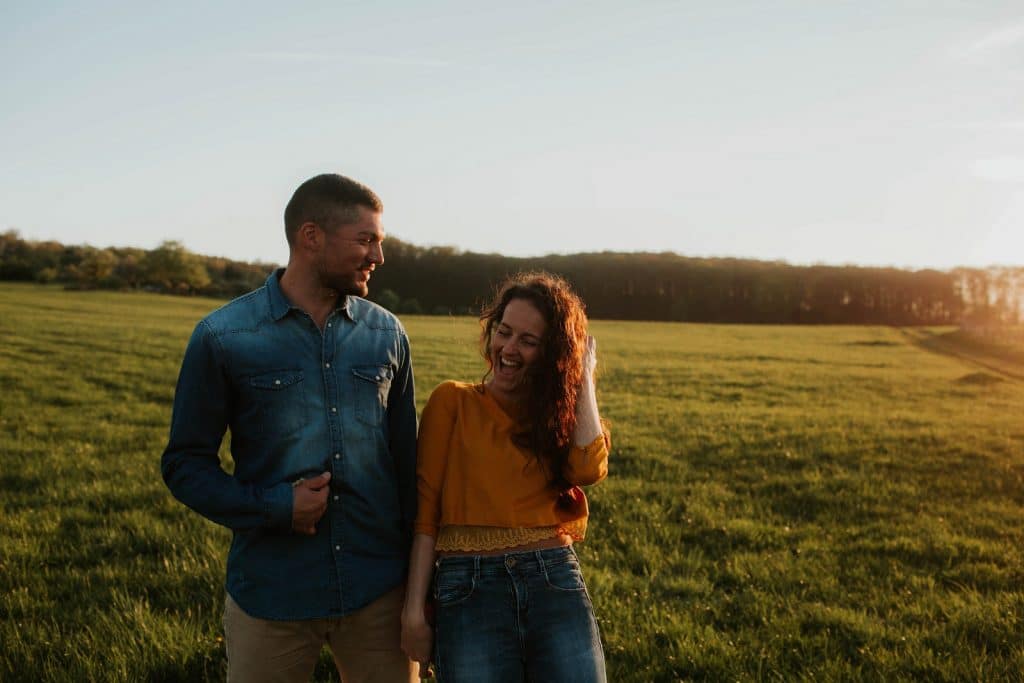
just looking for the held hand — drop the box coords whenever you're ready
[291,472,331,535]
[401,613,434,670]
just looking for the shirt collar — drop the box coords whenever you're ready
[266,268,355,322]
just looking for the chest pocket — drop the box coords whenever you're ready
[352,364,393,426]
[249,369,307,438]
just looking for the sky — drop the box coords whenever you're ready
[2,1,1023,270]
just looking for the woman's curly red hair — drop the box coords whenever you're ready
[480,271,590,489]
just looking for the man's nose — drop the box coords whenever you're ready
[369,242,384,265]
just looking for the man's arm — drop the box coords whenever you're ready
[160,321,294,532]
[387,329,418,542]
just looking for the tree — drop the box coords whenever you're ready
[398,298,423,314]
[374,289,401,312]
[141,241,211,293]
[76,248,117,288]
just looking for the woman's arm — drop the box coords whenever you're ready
[401,533,437,667]
[573,336,603,447]
[402,383,457,668]
[567,336,610,484]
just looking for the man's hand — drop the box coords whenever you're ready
[292,472,331,535]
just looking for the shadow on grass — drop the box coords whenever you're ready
[900,328,1024,381]
[845,340,901,347]
[145,651,225,683]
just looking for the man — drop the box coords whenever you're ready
[161,174,418,682]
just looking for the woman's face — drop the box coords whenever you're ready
[488,298,547,398]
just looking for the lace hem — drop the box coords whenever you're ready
[435,520,588,552]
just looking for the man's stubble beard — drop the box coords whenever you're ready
[316,260,368,299]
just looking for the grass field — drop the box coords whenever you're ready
[1,282,1022,682]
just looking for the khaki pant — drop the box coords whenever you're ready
[223,586,419,683]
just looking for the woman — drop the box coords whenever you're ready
[401,272,610,682]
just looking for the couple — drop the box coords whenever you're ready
[161,173,610,682]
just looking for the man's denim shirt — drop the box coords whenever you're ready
[161,270,416,620]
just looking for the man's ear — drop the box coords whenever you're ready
[296,222,322,251]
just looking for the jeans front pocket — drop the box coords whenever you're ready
[434,561,476,607]
[542,551,588,592]
[351,364,393,426]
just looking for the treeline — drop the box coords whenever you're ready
[0,231,273,299]
[369,243,1022,326]
[2,229,1021,325]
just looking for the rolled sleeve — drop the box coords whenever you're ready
[564,430,610,486]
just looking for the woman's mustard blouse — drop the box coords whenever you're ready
[414,381,609,551]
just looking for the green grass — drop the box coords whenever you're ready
[1,283,1022,682]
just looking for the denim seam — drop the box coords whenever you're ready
[539,548,588,593]
[508,557,526,656]
[199,319,233,378]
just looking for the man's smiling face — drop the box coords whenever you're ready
[316,206,384,297]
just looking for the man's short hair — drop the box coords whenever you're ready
[284,174,383,246]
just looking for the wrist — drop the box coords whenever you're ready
[402,612,427,628]
[402,603,426,620]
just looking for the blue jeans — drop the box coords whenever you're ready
[433,545,607,683]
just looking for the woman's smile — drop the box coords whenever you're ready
[487,298,547,400]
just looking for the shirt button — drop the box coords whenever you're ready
[327,322,332,328]
[333,495,339,501]
[274,379,281,385]
[335,545,341,551]
[325,362,331,368]
[331,407,337,413]
[334,453,340,460]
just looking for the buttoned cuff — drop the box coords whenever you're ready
[264,482,294,531]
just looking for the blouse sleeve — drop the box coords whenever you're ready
[413,382,458,537]
[564,428,610,486]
